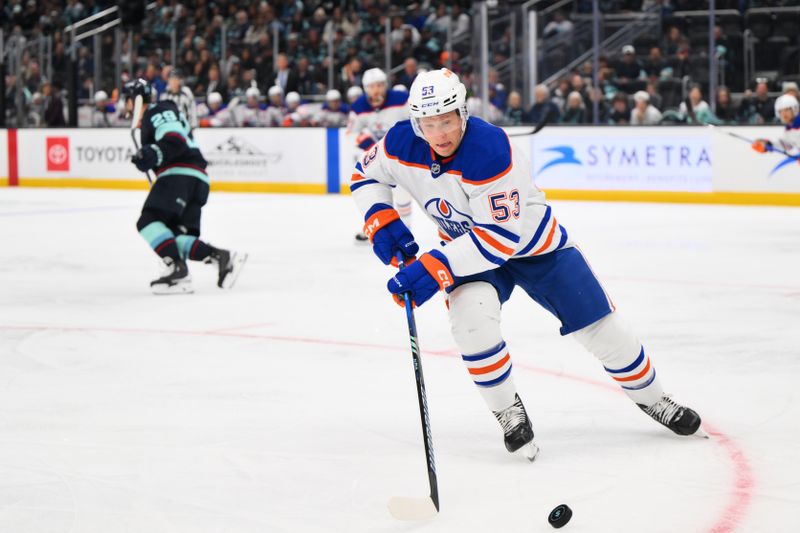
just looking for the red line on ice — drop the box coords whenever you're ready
[1,324,753,532]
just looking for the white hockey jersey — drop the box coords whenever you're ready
[347,90,409,149]
[776,114,800,154]
[351,117,571,278]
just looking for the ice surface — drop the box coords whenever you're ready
[1,187,799,532]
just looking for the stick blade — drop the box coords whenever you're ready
[387,496,438,521]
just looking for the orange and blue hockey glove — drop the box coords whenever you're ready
[751,139,773,153]
[387,250,454,307]
[363,203,419,266]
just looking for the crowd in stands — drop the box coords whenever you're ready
[2,0,799,128]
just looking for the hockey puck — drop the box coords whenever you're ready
[548,504,572,529]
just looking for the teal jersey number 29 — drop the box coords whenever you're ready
[150,108,198,148]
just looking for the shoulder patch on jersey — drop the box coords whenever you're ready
[383,121,430,169]
[457,117,512,185]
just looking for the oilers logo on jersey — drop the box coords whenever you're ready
[425,198,472,238]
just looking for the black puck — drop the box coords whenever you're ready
[548,504,572,529]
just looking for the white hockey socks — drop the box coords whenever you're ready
[449,282,517,412]
[572,312,663,407]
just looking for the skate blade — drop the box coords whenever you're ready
[387,496,438,521]
[220,252,248,289]
[151,281,194,295]
[519,440,540,462]
[693,427,710,439]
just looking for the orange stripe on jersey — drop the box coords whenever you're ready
[474,227,515,256]
[531,218,558,255]
[438,230,453,242]
[383,142,429,171]
[468,354,511,375]
[612,358,652,382]
[351,173,365,182]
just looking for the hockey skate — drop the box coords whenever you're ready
[151,257,193,295]
[493,394,540,461]
[638,394,705,437]
[206,248,248,289]
[354,231,369,242]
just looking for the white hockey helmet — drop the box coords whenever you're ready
[408,68,468,139]
[392,84,409,92]
[774,93,799,118]
[208,92,223,105]
[285,91,301,105]
[325,89,342,101]
[362,68,388,88]
[245,87,261,99]
[267,85,283,97]
[346,85,363,102]
[93,90,108,102]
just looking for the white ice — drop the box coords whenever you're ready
[1,187,799,533]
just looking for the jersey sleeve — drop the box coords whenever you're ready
[436,144,530,277]
[350,135,398,222]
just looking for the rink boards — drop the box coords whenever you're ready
[2,125,799,205]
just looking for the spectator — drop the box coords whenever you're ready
[43,81,66,127]
[338,56,362,94]
[552,77,571,112]
[630,90,662,125]
[274,53,299,94]
[782,81,800,101]
[397,58,418,90]
[615,45,643,92]
[662,25,684,56]
[679,85,713,124]
[738,79,774,124]
[669,43,692,79]
[504,91,526,126]
[488,68,507,111]
[643,47,667,80]
[295,57,317,95]
[543,10,574,37]
[714,86,737,124]
[608,92,630,124]
[561,91,587,124]
[527,84,561,124]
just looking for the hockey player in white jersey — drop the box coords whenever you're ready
[197,92,236,127]
[752,94,800,155]
[314,89,349,127]
[236,87,268,127]
[160,69,198,130]
[350,68,414,241]
[351,69,703,459]
[264,86,286,127]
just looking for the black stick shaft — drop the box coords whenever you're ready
[396,252,440,511]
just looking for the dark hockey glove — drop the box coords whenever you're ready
[363,205,419,266]
[132,145,159,172]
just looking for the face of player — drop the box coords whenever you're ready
[779,107,796,125]
[419,110,463,158]
[168,77,181,93]
[366,82,386,106]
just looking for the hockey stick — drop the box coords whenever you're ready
[706,123,798,158]
[387,251,439,521]
[226,96,240,127]
[130,95,154,185]
[683,95,699,124]
[509,104,554,137]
